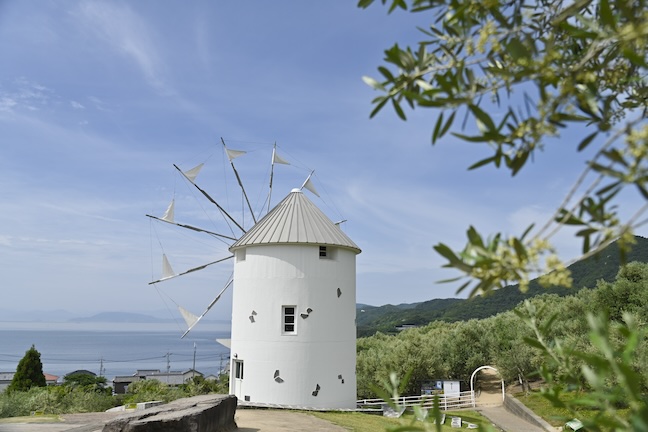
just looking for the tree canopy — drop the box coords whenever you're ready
[7,345,46,393]
[357,262,648,427]
[359,0,648,297]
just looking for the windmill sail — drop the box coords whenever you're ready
[225,148,246,161]
[267,143,290,214]
[221,138,257,225]
[162,199,175,222]
[162,254,175,279]
[301,171,320,197]
[181,278,234,338]
[183,163,204,183]
[149,255,234,285]
[179,306,200,329]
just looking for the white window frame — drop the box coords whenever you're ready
[237,249,246,262]
[282,305,297,335]
[319,245,336,260]
[234,360,244,379]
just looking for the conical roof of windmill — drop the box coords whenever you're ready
[229,188,361,253]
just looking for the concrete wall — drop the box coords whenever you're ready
[504,394,556,431]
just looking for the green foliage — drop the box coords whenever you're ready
[358,237,648,336]
[123,379,184,404]
[7,345,46,393]
[516,301,648,431]
[0,386,117,418]
[359,0,648,298]
[122,376,228,404]
[63,373,109,394]
[0,375,230,419]
[516,390,631,427]
[357,263,648,405]
[181,375,229,396]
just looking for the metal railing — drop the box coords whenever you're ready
[356,390,475,411]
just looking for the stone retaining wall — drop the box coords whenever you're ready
[504,394,556,431]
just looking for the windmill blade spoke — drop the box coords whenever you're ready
[149,255,234,285]
[146,214,237,241]
[221,137,257,225]
[181,278,233,338]
[174,164,246,234]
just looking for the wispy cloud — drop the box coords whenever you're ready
[0,78,54,113]
[74,1,168,93]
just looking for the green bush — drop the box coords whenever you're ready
[0,386,119,418]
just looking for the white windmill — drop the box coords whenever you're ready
[147,140,361,409]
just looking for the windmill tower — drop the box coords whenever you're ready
[228,188,361,409]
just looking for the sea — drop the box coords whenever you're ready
[0,321,231,383]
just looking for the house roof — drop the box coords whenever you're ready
[230,189,360,253]
[44,373,58,381]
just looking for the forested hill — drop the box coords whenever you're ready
[357,236,648,337]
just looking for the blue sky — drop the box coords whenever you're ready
[1,1,645,324]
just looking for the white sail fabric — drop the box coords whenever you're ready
[225,148,246,161]
[162,254,175,279]
[179,306,199,328]
[272,150,290,165]
[161,199,175,222]
[183,163,204,183]
[302,177,320,197]
[216,338,231,349]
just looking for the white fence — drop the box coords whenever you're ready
[356,390,475,412]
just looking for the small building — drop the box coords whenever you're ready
[0,372,14,393]
[147,370,203,386]
[421,380,468,396]
[112,369,203,394]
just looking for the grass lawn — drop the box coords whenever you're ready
[0,414,61,424]
[514,391,630,427]
[309,409,494,432]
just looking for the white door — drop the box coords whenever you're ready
[232,360,244,399]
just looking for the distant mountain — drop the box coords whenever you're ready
[0,309,82,322]
[67,311,230,325]
[68,312,170,323]
[357,236,648,337]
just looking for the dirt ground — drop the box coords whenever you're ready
[0,409,344,432]
[475,369,505,406]
[236,409,346,432]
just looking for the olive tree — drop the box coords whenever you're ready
[359,0,647,297]
[359,1,647,429]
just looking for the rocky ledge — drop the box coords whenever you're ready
[103,394,237,432]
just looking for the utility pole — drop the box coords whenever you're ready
[166,352,171,373]
[192,343,196,379]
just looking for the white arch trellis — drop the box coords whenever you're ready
[470,365,505,407]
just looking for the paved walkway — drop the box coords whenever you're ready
[477,405,547,432]
[473,369,549,432]
[0,407,549,432]
[0,410,345,432]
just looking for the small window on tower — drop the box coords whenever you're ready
[282,306,296,334]
[319,245,336,260]
[237,249,246,262]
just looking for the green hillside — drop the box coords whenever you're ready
[357,236,648,336]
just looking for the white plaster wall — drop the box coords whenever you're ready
[229,244,357,408]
